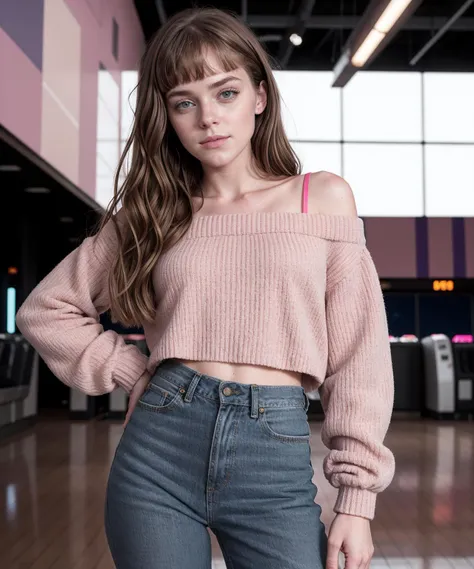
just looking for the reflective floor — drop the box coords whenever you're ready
[0,418,473,569]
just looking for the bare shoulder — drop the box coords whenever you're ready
[307,171,358,217]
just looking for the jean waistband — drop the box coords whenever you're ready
[153,359,309,414]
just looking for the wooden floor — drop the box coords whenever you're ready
[1,417,473,569]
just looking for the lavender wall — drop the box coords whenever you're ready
[364,217,473,279]
[0,0,44,70]
[0,0,144,198]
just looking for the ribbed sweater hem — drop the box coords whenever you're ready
[113,351,150,393]
[334,486,377,520]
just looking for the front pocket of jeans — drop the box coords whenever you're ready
[137,379,182,413]
[259,406,310,443]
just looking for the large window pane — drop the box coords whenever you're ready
[98,70,119,127]
[343,143,423,216]
[96,177,114,210]
[96,67,119,210]
[291,142,342,176]
[424,73,474,143]
[425,144,474,217]
[274,71,341,141]
[121,70,138,140]
[342,72,422,142]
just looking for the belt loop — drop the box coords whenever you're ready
[250,384,259,419]
[183,373,201,403]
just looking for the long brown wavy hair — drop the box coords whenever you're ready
[98,7,301,327]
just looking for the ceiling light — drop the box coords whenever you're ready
[0,165,21,172]
[376,0,413,33]
[352,29,385,67]
[332,0,422,87]
[289,33,302,46]
[24,187,51,194]
[352,0,413,66]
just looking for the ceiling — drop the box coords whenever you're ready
[134,0,474,72]
[0,127,103,255]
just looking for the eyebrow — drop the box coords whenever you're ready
[167,75,242,99]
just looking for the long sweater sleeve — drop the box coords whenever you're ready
[15,219,149,395]
[320,245,395,520]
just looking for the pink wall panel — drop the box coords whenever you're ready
[41,87,80,185]
[465,218,474,278]
[65,0,143,73]
[427,218,453,277]
[114,0,144,69]
[364,218,417,278]
[63,0,144,198]
[0,28,42,154]
[41,0,81,185]
[78,34,99,198]
[42,0,81,124]
[2,0,143,201]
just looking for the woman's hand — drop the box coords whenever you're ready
[326,513,374,569]
[123,370,151,428]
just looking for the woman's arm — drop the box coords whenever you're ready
[308,172,395,520]
[308,172,394,569]
[321,244,395,520]
[16,217,149,395]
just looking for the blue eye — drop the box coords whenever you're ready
[174,89,239,110]
[176,100,193,110]
[220,89,239,100]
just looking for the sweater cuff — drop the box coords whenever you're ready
[334,486,377,520]
[113,350,149,393]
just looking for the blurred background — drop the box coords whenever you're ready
[1,1,474,568]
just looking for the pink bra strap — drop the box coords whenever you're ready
[302,172,310,213]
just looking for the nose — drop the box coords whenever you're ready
[199,102,219,129]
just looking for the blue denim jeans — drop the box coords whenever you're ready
[105,359,328,568]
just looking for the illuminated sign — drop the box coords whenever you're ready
[432,280,454,292]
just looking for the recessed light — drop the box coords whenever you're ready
[60,216,74,223]
[0,165,21,172]
[289,33,302,46]
[24,187,51,194]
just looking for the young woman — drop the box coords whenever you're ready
[16,7,395,569]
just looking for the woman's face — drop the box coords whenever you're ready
[165,51,267,169]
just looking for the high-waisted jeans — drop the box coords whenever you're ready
[105,358,328,568]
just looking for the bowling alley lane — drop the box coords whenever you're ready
[1,418,473,569]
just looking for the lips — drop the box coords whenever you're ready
[199,135,230,149]
[200,135,229,144]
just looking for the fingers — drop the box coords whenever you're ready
[123,393,137,428]
[339,549,374,569]
[122,393,136,428]
[123,408,131,428]
[326,540,341,569]
[122,374,149,428]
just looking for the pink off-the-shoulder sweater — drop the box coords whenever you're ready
[16,173,395,520]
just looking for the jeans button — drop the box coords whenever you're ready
[223,387,232,396]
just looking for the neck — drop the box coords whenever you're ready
[200,148,264,202]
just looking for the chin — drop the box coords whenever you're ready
[199,153,236,169]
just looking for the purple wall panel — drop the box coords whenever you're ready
[465,218,474,278]
[0,0,44,70]
[452,218,467,278]
[415,217,429,277]
[364,218,417,278]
